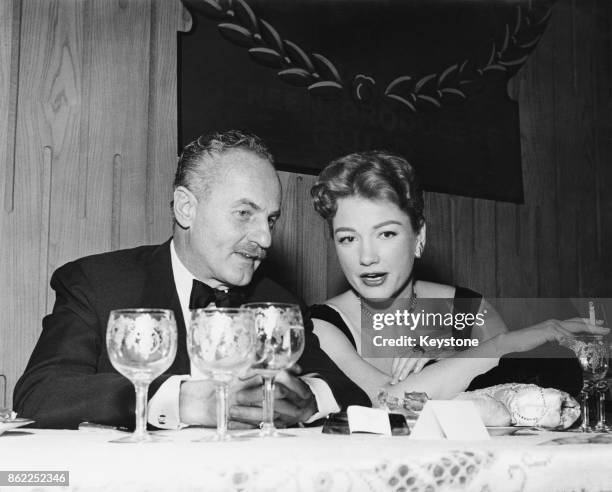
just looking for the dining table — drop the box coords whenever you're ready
[1,425,612,491]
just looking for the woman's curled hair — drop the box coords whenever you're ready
[311,150,425,232]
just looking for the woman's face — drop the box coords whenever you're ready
[332,195,425,299]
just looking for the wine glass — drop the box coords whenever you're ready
[562,333,609,432]
[590,302,610,432]
[187,307,256,442]
[242,302,306,438]
[106,309,177,443]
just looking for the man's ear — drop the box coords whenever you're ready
[173,186,197,229]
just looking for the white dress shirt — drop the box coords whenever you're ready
[147,240,340,429]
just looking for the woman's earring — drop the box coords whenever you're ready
[416,244,423,258]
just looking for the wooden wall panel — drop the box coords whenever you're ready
[516,9,560,299]
[492,63,536,329]
[471,200,497,298]
[75,0,116,259]
[553,1,582,298]
[494,202,539,328]
[115,1,151,250]
[420,192,454,285]
[39,0,84,311]
[85,0,151,252]
[2,0,74,409]
[269,171,300,295]
[0,0,20,213]
[296,174,328,304]
[1,0,611,408]
[0,0,20,408]
[575,0,608,297]
[270,172,328,304]
[572,1,598,298]
[450,196,474,290]
[597,2,612,299]
[146,0,184,244]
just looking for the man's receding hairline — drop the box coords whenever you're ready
[192,147,277,196]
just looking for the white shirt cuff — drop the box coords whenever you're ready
[301,376,340,423]
[148,375,190,429]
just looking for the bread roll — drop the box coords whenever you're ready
[454,393,512,426]
[456,383,580,429]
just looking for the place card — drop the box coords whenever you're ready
[410,400,490,440]
[347,406,392,436]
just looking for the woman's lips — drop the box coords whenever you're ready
[360,272,388,287]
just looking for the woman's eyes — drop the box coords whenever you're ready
[337,231,397,243]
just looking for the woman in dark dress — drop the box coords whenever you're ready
[309,151,605,403]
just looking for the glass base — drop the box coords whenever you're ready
[239,428,295,438]
[564,428,612,433]
[593,424,611,433]
[192,432,251,443]
[109,431,169,444]
[564,427,595,433]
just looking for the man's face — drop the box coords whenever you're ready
[181,149,281,288]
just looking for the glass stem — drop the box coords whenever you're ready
[134,382,149,438]
[216,382,229,439]
[261,375,276,435]
[580,381,590,432]
[596,383,607,431]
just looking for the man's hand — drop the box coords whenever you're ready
[179,379,216,426]
[229,369,318,428]
[178,375,265,429]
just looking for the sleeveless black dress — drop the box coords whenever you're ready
[310,286,482,351]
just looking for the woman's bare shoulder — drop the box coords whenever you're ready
[324,290,355,309]
[415,280,456,298]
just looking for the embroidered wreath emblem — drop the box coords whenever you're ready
[190,0,553,113]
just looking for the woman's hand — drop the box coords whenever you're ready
[390,346,431,384]
[495,317,609,355]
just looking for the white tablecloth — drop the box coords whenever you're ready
[1,427,612,491]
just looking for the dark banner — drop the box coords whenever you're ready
[179,0,554,202]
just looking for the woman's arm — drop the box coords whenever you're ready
[388,317,609,400]
[386,347,501,400]
[390,297,508,383]
[471,298,508,342]
[313,317,502,402]
[315,315,608,403]
[313,318,391,397]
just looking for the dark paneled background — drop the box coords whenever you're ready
[1,0,610,407]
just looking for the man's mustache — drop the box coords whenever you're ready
[235,246,267,261]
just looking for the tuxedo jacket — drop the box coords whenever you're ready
[14,240,370,429]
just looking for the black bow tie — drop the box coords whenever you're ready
[189,279,246,309]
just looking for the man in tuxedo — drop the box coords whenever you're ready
[14,130,370,429]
